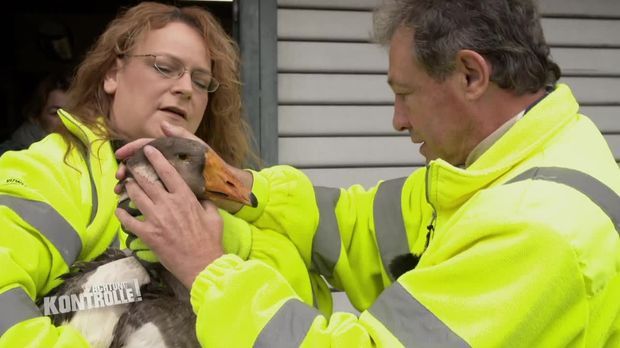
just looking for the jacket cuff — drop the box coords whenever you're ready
[235,170,269,223]
[190,254,244,314]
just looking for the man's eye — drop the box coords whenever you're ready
[396,89,414,96]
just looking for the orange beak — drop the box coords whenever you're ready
[202,148,257,207]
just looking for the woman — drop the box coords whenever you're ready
[0,69,71,155]
[0,3,323,346]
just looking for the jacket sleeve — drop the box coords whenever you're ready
[219,210,333,315]
[235,165,433,311]
[0,138,93,346]
[190,209,588,348]
[190,255,381,348]
[115,186,330,313]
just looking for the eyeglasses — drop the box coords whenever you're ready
[122,53,220,93]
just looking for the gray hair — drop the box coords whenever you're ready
[374,0,561,94]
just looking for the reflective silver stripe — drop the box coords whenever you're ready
[507,167,620,233]
[0,195,82,266]
[85,155,98,225]
[373,177,410,280]
[312,186,342,278]
[254,298,319,348]
[0,287,41,336]
[369,282,470,347]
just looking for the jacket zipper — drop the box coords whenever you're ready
[424,166,437,248]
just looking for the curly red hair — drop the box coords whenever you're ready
[64,2,256,167]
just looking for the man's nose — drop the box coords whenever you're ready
[392,98,408,131]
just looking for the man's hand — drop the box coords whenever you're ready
[114,121,205,193]
[115,145,224,288]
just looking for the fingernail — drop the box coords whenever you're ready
[144,145,154,155]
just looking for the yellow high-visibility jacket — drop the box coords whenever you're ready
[191,84,620,347]
[0,110,327,346]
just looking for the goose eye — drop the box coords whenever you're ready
[177,153,189,161]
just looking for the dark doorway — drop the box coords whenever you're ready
[3,0,234,142]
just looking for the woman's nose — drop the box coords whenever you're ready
[171,73,193,99]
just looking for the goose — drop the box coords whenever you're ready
[118,136,257,210]
[42,137,256,348]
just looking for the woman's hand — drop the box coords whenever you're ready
[115,144,224,288]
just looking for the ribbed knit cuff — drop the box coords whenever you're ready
[190,254,244,314]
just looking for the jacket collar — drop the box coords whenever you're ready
[425,84,579,210]
[57,109,108,147]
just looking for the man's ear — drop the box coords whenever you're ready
[103,58,123,94]
[454,49,490,100]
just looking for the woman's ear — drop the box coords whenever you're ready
[454,49,490,101]
[103,59,123,94]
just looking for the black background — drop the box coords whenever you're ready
[3,0,234,141]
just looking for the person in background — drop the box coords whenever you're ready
[117,0,620,346]
[0,70,71,155]
[0,2,325,347]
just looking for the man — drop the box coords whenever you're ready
[119,0,620,346]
